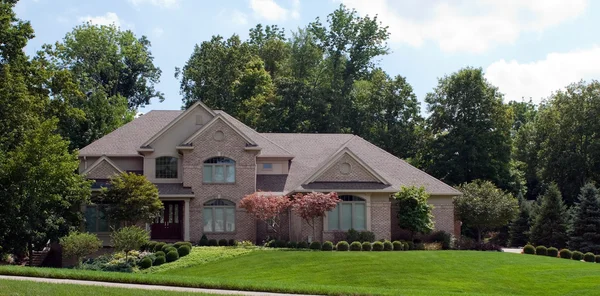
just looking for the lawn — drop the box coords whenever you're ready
[1,248,599,295]
[0,278,227,296]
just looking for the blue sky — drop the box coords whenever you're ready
[15,0,600,112]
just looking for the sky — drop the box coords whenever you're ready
[14,0,600,113]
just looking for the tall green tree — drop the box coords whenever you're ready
[568,183,600,253]
[421,68,513,189]
[393,186,434,239]
[529,184,569,248]
[509,195,532,247]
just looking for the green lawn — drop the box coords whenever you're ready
[0,279,225,296]
[1,249,599,295]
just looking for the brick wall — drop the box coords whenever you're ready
[391,197,458,239]
[182,119,258,243]
[86,160,119,179]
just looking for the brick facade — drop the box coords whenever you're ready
[314,154,379,183]
[391,197,458,240]
[371,201,391,240]
[86,160,120,179]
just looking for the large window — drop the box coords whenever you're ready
[203,199,235,232]
[327,195,366,231]
[85,205,110,232]
[156,156,178,179]
[203,157,235,183]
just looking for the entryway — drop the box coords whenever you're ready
[151,201,183,240]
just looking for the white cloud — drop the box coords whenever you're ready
[128,0,180,9]
[485,46,600,103]
[231,10,249,25]
[78,12,122,27]
[249,0,300,21]
[340,0,588,53]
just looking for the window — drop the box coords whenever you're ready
[327,195,366,231]
[262,163,273,170]
[203,157,235,183]
[156,157,178,179]
[203,199,235,232]
[85,206,110,232]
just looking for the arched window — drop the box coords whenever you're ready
[327,195,366,231]
[156,156,178,178]
[203,199,235,232]
[203,157,235,183]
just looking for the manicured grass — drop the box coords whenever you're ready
[1,249,599,295]
[0,279,224,295]
[140,247,254,274]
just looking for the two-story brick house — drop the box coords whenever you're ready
[79,102,461,244]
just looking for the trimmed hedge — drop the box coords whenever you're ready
[154,251,165,258]
[336,241,349,251]
[322,241,334,251]
[559,249,572,259]
[146,242,157,252]
[583,252,595,263]
[297,241,309,249]
[596,255,600,263]
[535,246,547,256]
[153,256,165,266]
[139,257,152,269]
[287,241,297,249]
[161,244,174,252]
[523,244,535,255]
[362,242,372,251]
[164,247,177,254]
[228,239,236,246]
[547,247,558,257]
[372,241,384,251]
[173,242,192,249]
[177,245,191,257]
[349,241,362,251]
[309,241,321,250]
[153,242,166,253]
[208,239,218,246]
[218,239,228,246]
[392,241,403,251]
[166,250,179,262]
[406,241,414,250]
[383,241,393,251]
[198,235,209,246]
[572,251,584,261]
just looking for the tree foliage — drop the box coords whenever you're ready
[508,195,532,247]
[239,192,291,239]
[60,232,102,267]
[393,186,434,237]
[99,172,163,226]
[568,183,600,253]
[529,184,569,248]
[454,180,518,242]
[111,226,150,260]
[291,192,340,240]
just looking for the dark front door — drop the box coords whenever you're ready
[151,201,183,240]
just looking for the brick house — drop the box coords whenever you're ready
[79,102,461,245]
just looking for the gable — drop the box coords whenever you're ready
[83,157,122,179]
[312,153,381,183]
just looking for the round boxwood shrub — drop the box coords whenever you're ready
[198,235,209,246]
[392,241,403,251]
[383,240,393,251]
[154,250,165,258]
[547,247,559,258]
[166,250,179,262]
[208,239,218,246]
[287,241,297,249]
[228,239,236,246]
[572,251,584,261]
[218,239,228,246]
[161,244,173,252]
[362,242,372,251]
[523,244,536,255]
[322,241,334,251]
[146,241,157,252]
[309,241,321,250]
[139,257,152,269]
[173,242,192,249]
[595,255,600,263]
[153,256,166,266]
[153,242,166,253]
[178,245,191,257]
[336,241,349,251]
[350,241,362,251]
[297,241,309,249]
[372,241,384,251]
[535,245,547,256]
[559,249,572,259]
[583,252,595,263]
[406,241,414,251]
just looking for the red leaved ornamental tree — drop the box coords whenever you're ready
[291,192,340,241]
[239,192,292,239]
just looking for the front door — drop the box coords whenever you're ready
[151,201,183,240]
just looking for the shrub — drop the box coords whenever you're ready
[139,257,152,269]
[346,229,360,243]
[287,241,297,249]
[297,241,309,249]
[429,230,454,250]
[164,247,177,254]
[359,231,376,243]
[147,241,158,252]
[523,244,536,255]
[59,232,102,267]
[153,255,165,266]
[414,242,425,250]
[336,241,349,251]
[228,239,236,246]
[166,250,179,262]
[361,242,372,251]
[322,241,334,251]
[153,242,166,253]
[596,255,600,263]
[154,250,165,257]
[572,251,584,261]
[406,241,415,250]
[559,249,572,259]
[583,252,595,262]
[173,242,192,249]
[402,242,410,251]
[309,241,321,250]
[161,244,174,252]
[547,247,559,257]
[208,239,218,246]
[383,240,393,251]
[535,246,547,256]
[350,241,362,251]
[198,234,209,246]
[218,239,228,246]
[111,226,150,255]
[424,243,442,250]
[372,241,384,251]
[275,240,287,248]
[392,241,403,251]
[177,245,191,257]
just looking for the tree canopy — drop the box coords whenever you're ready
[393,186,434,237]
[529,184,569,248]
